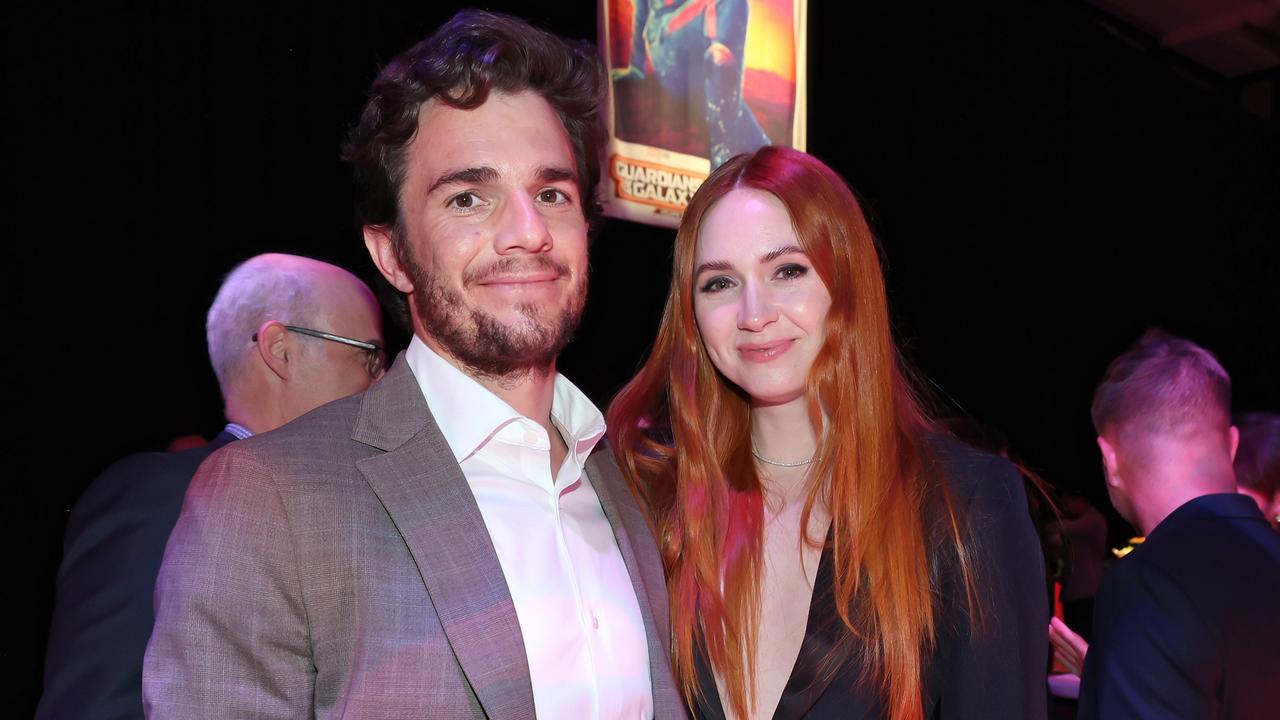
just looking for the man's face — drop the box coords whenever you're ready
[383,90,589,379]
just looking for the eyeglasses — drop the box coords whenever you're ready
[252,325,387,378]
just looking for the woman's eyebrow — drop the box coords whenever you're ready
[694,259,733,277]
[760,245,805,264]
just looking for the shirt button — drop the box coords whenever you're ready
[523,430,540,445]
[592,615,599,630]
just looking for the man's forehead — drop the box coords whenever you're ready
[409,91,576,184]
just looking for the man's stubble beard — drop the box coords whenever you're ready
[407,255,587,385]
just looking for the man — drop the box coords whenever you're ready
[38,253,385,720]
[144,11,683,719]
[1077,330,1280,719]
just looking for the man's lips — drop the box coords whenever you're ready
[477,273,560,284]
[737,338,795,362]
[467,256,570,288]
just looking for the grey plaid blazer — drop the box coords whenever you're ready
[143,355,684,718]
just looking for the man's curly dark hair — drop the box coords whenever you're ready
[342,10,607,325]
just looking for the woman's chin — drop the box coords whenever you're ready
[745,387,807,410]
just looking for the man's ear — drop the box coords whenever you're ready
[256,320,292,381]
[364,224,415,293]
[1097,435,1121,488]
[1228,425,1240,463]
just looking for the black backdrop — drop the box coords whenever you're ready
[11,1,1277,710]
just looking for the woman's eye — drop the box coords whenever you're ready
[446,192,482,210]
[699,277,734,293]
[777,263,808,280]
[538,188,570,205]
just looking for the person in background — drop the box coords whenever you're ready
[37,253,384,720]
[610,146,1047,719]
[1046,494,1107,677]
[1233,411,1280,528]
[1076,330,1280,719]
[1051,408,1280,677]
[1053,492,1107,642]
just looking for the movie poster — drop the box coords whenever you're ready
[599,0,807,227]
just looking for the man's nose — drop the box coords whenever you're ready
[494,194,552,254]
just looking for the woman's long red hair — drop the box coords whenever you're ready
[607,147,978,719]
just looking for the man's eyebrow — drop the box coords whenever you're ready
[760,245,806,264]
[427,166,499,194]
[537,166,578,184]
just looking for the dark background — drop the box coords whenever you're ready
[11,1,1277,711]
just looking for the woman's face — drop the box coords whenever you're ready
[692,189,832,407]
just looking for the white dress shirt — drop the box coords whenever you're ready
[405,337,654,720]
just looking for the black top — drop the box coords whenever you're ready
[1078,493,1280,720]
[691,438,1049,719]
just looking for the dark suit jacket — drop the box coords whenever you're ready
[37,431,236,720]
[692,438,1049,719]
[143,357,685,718]
[1078,493,1280,720]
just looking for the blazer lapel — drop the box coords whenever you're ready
[585,443,682,712]
[353,357,535,720]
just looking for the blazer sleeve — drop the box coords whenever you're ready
[143,444,315,719]
[936,454,1049,720]
[38,453,194,720]
[1077,558,1219,720]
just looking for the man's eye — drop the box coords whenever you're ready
[447,192,482,210]
[538,188,570,205]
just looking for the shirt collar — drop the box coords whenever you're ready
[1149,492,1268,540]
[223,422,254,440]
[405,336,606,463]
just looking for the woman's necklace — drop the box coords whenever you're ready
[751,445,814,468]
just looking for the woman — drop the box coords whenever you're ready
[608,146,1046,719]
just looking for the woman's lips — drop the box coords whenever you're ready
[737,338,795,363]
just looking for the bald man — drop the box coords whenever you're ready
[37,254,384,720]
